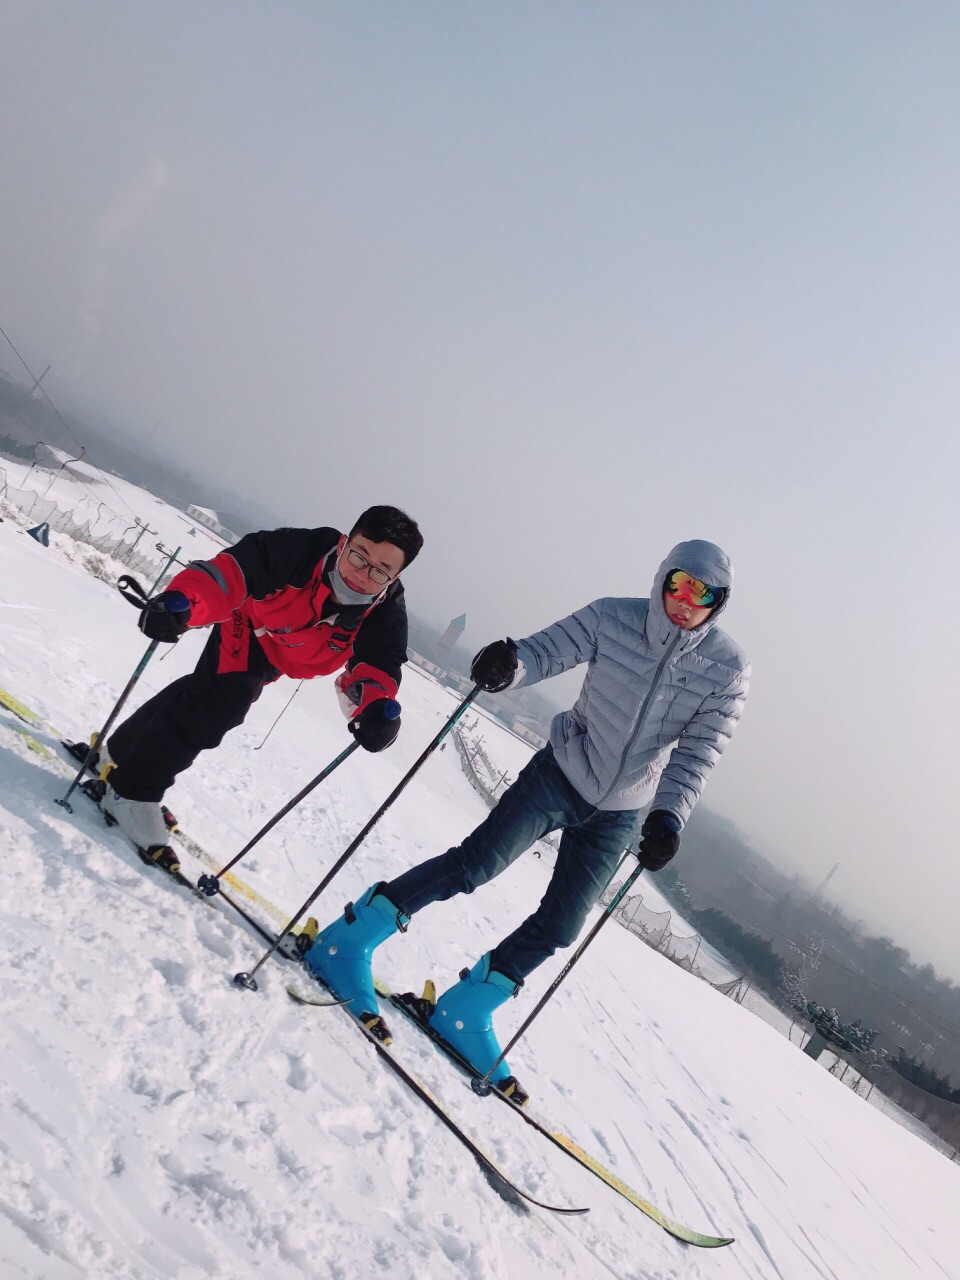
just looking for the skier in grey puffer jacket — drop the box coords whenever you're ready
[515,538,749,822]
[303,539,749,1102]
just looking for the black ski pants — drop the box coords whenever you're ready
[107,619,279,802]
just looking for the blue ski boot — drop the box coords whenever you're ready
[428,954,529,1105]
[301,883,408,1044]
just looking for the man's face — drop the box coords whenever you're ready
[337,534,405,594]
[663,591,714,630]
[662,570,723,631]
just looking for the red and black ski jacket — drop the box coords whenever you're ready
[167,527,406,711]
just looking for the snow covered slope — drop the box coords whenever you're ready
[1,497,958,1279]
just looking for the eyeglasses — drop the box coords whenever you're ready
[343,546,396,586]
[664,569,725,609]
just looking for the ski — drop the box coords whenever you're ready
[54,735,295,946]
[71,781,347,1004]
[75,776,307,961]
[0,685,46,728]
[6,721,56,760]
[56,737,293,936]
[285,985,588,1216]
[383,985,734,1248]
[284,983,344,1008]
[1,714,308,964]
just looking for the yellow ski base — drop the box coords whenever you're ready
[0,687,45,728]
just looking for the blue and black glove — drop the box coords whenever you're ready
[349,698,401,752]
[636,810,682,871]
[139,590,191,643]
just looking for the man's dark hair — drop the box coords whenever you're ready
[350,505,423,567]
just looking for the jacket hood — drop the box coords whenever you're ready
[649,539,734,649]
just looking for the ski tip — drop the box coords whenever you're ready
[286,986,314,1006]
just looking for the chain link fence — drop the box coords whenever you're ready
[600,879,745,998]
[451,722,559,856]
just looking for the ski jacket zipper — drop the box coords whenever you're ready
[596,629,681,806]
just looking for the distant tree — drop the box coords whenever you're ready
[692,907,783,986]
[656,865,694,916]
[780,936,825,1012]
[803,1003,879,1054]
[862,935,910,979]
[841,1018,878,1052]
[0,434,36,462]
[891,1049,960,1101]
[914,963,939,992]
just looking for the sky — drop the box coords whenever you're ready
[2,2,959,976]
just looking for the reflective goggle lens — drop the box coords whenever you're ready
[664,569,724,609]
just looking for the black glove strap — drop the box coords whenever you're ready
[117,575,150,609]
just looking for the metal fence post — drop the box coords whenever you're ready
[148,545,182,595]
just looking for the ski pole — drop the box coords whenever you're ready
[196,730,377,897]
[254,679,303,750]
[472,855,645,1095]
[599,849,633,900]
[56,639,159,812]
[234,685,482,991]
[147,544,182,596]
[56,576,167,813]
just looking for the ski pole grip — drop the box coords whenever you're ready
[384,699,401,720]
[156,591,191,614]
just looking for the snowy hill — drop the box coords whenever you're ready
[1,485,958,1279]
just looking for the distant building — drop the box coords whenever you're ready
[508,718,549,750]
[438,613,466,651]
[507,712,551,750]
[186,504,239,545]
[407,649,547,750]
[443,670,474,696]
[407,649,446,680]
[407,650,473,694]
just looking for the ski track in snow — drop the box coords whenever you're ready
[2,482,960,1279]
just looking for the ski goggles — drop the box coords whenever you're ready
[664,569,726,609]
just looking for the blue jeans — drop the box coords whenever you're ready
[383,747,639,983]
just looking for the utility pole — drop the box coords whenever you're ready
[813,861,839,899]
[124,517,158,562]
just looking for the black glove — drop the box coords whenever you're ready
[470,638,519,693]
[349,698,401,752]
[636,809,682,871]
[139,590,191,643]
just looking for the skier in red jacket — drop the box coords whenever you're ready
[98,505,422,862]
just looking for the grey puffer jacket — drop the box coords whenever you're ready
[513,540,750,822]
